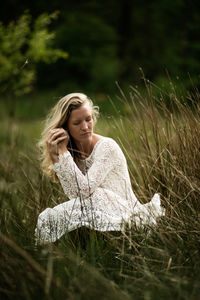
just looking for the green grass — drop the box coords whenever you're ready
[1,82,200,299]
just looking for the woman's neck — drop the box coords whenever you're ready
[76,135,94,159]
[76,134,100,159]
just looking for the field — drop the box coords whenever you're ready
[1,83,200,299]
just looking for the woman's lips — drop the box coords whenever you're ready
[81,132,91,136]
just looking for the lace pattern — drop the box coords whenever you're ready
[35,137,165,244]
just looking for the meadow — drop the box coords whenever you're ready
[1,82,200,299]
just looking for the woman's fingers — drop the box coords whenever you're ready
[47,136,67,146]
[46,128,69,162]
[54,135,69,144]
[47,128,69,145]
[48,128,67,139]
[49,131,67,143]
[47,128,67,137]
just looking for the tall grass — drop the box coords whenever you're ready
[1,81,200,299]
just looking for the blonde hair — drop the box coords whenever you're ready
[38,93,99,180]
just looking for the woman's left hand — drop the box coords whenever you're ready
[46,128,69,163]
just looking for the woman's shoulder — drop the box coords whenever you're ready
[95,134,118,145]
[94,135,122,153]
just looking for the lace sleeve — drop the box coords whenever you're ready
[51,139,120,199]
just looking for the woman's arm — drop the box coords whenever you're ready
[51,139,121,199]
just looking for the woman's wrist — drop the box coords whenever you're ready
[50,153,59,164]
[58,148,68,155]
[49,147,68,164]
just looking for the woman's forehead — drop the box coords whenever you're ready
[69,103,92,120]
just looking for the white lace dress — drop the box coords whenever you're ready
[35,137,165,244]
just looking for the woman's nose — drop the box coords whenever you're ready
[81,121,88,130]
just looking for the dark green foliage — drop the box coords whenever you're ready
[0,11,67,97]
[0,0,200,94]
[0,11,68,120]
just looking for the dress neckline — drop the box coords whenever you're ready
[77,137,104,162]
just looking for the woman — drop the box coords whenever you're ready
[35,93,165,244]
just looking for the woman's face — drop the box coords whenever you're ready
[67,103,94,144]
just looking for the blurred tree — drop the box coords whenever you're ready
[0,11,68,117]
[0,0,199,96]
[37,10,120,94]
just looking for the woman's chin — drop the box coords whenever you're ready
[74,133,92,143]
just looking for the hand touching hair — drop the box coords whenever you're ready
[38,93,99,180]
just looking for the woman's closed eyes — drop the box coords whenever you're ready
[73,117,92,126]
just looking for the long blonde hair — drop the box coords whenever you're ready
[38,93,99,180]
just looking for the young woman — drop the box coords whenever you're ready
[35,93,165,244]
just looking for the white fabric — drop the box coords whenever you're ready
[35,137,165,244]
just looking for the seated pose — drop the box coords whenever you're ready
[35,93,165,244]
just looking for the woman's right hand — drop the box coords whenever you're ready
[46,128,69,163]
